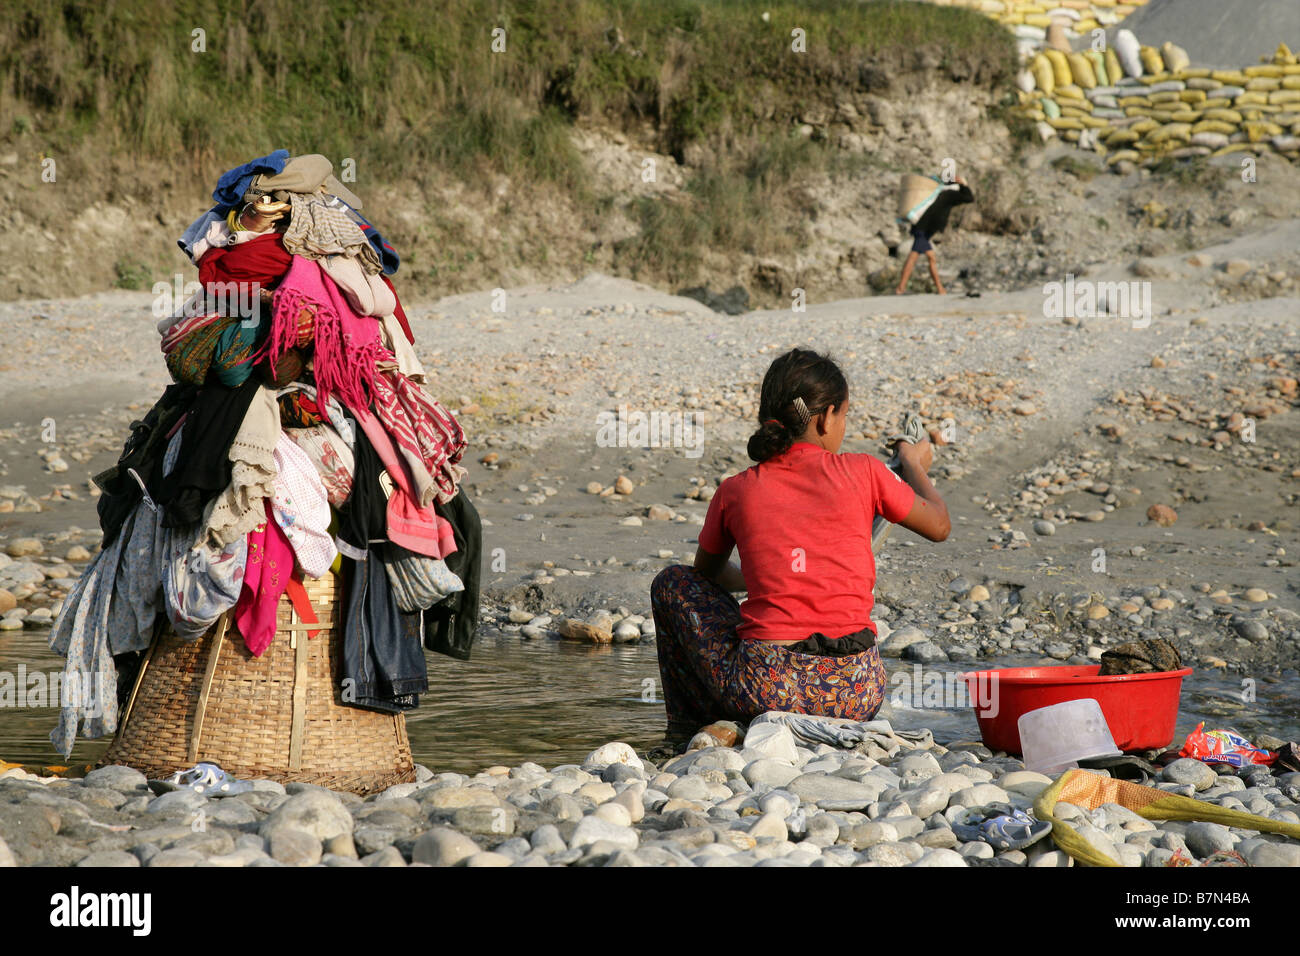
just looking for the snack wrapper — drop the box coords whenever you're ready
[1179,722,1277,768]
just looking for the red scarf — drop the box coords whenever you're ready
[197,232,293,291]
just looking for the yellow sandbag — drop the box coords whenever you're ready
[1212,69,1248,84]
[1148,109,1177,123]
[1105,128,1141,146]
[1060,105,1091,118]
[1080,115,1110,128]
[1104,48,1123,88]
[1168,111,1201,124]
[1182,68,1213,79]
[1128,118,1158,135]
[1032,54,1056,95]
[1055,83,1084,100]
[1147,122,1192,144]
[1192,119,1236,135]
[1118,95,1151,107]
[1035,769,1300,868]
[1061,128,1081,142]
[1211,143,1258,157]
[1149,90,1181,104]
[1071,49,1102,89]
[1088,50,1109,87]
[1285,64,1300,76]
[1161,42,1190,73]
[1202,97,1232,109]
[1025,12,1052,27]
[1246,77,1282,91]
[1047,116,1085,130]
[1236,91,1269,106]
[1107,149,1141,165]
[1202,107,1242,123]
[1270,89,1300,104]
[1245,64,1284,78]
[1024,108,1047,121]
[1284,77,1300,90]
[1179,89,1207,104]
[1243,120,1283,142]
[1275,42,1296,65]
[1045,49,1072,87]
[1139,46,1164,75]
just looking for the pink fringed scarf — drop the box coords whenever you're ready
[269,255,385,412]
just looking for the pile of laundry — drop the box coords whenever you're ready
[47,150,480,758]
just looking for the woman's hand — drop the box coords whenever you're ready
[896,437,933,475]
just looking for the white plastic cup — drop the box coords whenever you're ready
[1018,698,1122,774]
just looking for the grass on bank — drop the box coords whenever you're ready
[1,0,1017,294]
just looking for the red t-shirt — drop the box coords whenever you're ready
[698,442,916,642]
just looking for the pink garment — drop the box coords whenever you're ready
[370,369,467,506]
[269,255,384,412]
[233,500,296,657]
[354,410,456,560]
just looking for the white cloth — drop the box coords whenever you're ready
[270,434,337,578]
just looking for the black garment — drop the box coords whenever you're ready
[94,383,197,547]
[423,489,482,662]
[336,419,388,555]
[336,420,428,711]
[153,377,262,529]
[914,182,973,238]
[784,626,876,658]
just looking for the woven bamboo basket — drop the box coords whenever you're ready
[101,570,416,794]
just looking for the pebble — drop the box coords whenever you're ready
[412,827,481,866]
[1032,519,1055,536]
[1161,758,1217,792]
[5,538,42,557]
[1184,822,1235,858]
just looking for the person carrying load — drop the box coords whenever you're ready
[894,172,973,295]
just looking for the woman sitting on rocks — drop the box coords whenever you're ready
[650,348,950,749]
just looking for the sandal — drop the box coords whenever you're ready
[952,803,1053,851]
[150,762,253,797]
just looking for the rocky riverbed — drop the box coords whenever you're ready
[2,726,1298,868]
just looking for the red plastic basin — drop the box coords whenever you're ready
[962,665,1194,754]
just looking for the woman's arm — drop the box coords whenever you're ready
[694,546,747,592]
[894,439,951,542]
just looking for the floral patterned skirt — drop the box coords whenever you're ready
[650,564,887,740]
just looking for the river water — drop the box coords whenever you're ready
[1,629,1296,775]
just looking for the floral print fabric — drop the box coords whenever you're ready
[650,565,887,740]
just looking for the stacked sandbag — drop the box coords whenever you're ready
[931,0,1154,57]
[1014,41,1300,171]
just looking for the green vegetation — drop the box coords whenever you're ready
[2,0,1016,295]
[112,258,151,290]
[1051,153,1100,182]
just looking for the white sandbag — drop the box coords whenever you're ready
[1014,25,1047,40]
[1017,70,1038,93]
[1114,29,1143,79]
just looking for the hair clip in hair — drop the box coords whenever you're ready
[792,396,812,429]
